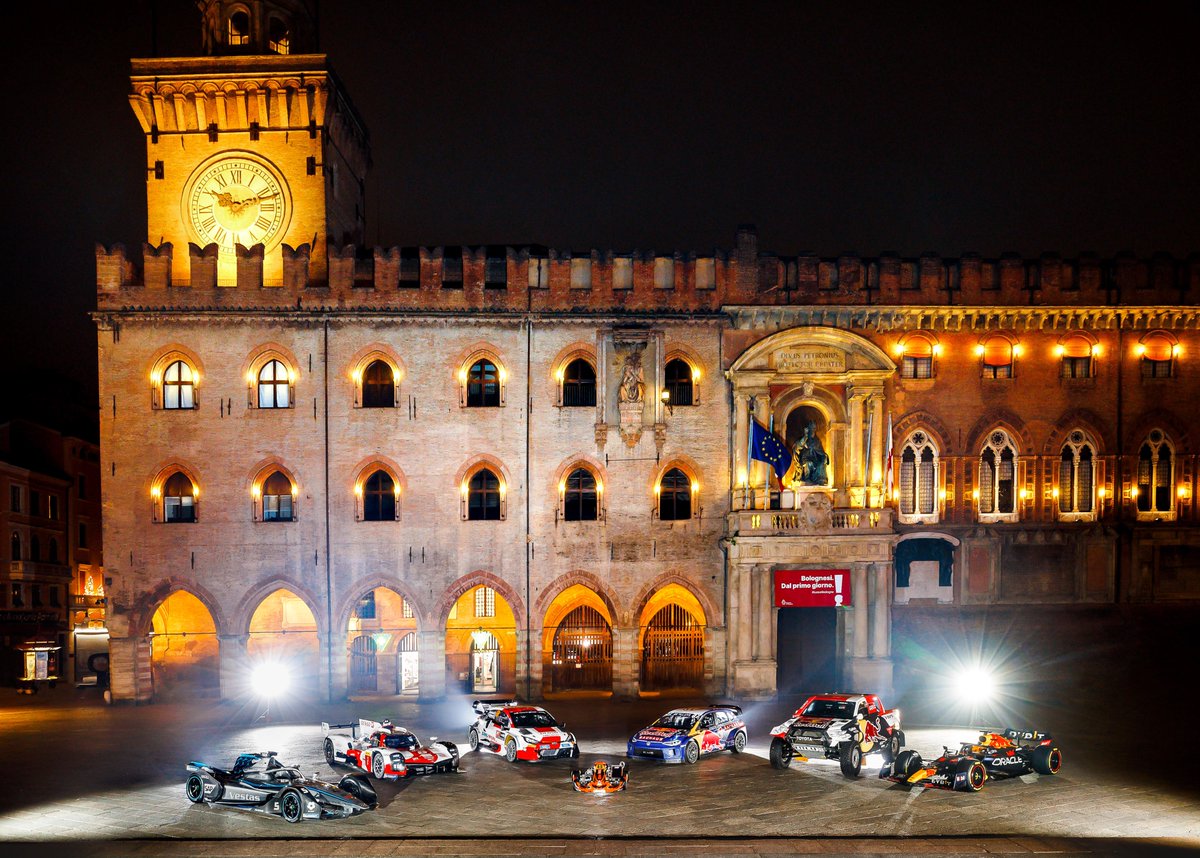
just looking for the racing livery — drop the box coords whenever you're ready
[881,728,1062,791]
[322,718,460,779]
[184,751,376,823]
[769,692,903,777]
[627,705,747,764]
[467,699,579,762]
[572,759,628,793]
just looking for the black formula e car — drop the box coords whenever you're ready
[185,751,377,822]
[881,728,1062,792]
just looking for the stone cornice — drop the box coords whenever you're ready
[91,308,728,326]
[725,305,1200,331]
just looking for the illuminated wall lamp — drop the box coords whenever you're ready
[1054,345,1065,357]
[932,344,943,357]
[1012,345,1023,358]
[1178,485,1191,501]
[1172,343,1183,357]
[1134,344,1147,357]
[938,489,947,501]
[893,343,906,357]
[1090,343,1102,357]
[1051,487,1060,499]
[974,344,985,358]
[1098,486,1108,500]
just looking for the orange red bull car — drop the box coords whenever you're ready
[881,728,1063,791]
[571,759,628,793]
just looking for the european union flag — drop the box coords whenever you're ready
[750,420,792,481]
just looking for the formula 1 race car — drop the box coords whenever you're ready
[572,759,628,793]
[769,692,903,777]
[184,751,376,822]
[322,718,460,779]
[881,728,1062,792]
[627,705,747,764]
[467,699,579,762]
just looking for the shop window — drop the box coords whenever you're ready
[561,358,596,407]
[658,468,693,520]
[1137,430,1174,517]
[978,430,1017,521]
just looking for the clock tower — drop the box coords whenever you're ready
[128,0,369,284]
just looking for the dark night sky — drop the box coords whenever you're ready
[3,1,1199,438]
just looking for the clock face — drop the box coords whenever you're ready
[183,154,291,254]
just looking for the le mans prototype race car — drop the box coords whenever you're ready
[468,699,580,762]
[881,728,1063,792]
[185,751,376,822]
[769,692,903,777]
[322,718,460,779]
[572,759,629,793]
[627,705,748,764]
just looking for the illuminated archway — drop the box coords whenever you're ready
[541,584,613,694]
[346,587,419,695]
[445,584,516,695]
[149,590,219,699]
[638,584,706,692]
[247,588,319,697]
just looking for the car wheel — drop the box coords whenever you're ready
[504,738,518,763]
[886,731,901,762]
[323,738,336,765]
[340,775,377,808]
[957,760,987,792]
[185,774,206,803]
[684,740,700,764]
[1032,745,1062,775]
[893,749,922,779]
[731,731,747,754]
[769,737,791,770]
[371,753,386,779]
[279,788,304,823]
[839,741,863,778]
[570,744,580,759]
[468,727,480,752]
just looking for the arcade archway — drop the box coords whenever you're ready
[445,585,516,695]
[542,584,613,694]
[248,588,319,698]
[149,590,219,699]
[346,587,419,695]
[638,584,706,693]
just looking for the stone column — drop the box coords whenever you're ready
[868,395,885,501]
[737,565,754,662]
[107,635,149,704]
[753,565,773,660]
[848,393,865,487]
[320,633,346,701]
[218,634,248,700]
[418,629,446,702]
[872,562,892,658]
[733,392,750,509]
[851,563,869,658]
[611,626,637,699]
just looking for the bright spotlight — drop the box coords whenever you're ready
[250,661,291,699]
[954,666,994,702]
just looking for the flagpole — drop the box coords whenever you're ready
[767,412,775,507]
[865,407,874,505]
[746,396,755,508]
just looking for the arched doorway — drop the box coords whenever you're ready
[541,583,614,694]
[149,590,219,699]
[638,584,707,693]
[247,588,320,698]
[445,584,517,695]
[346,587,418,695]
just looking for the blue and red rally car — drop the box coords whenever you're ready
[627,705,747,764]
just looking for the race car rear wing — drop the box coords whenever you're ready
[321,718,395,739]
[707,703,743,716]
[1002,728,1053,745]
[471,699,519,717]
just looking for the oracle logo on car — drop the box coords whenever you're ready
[774,569,851,607]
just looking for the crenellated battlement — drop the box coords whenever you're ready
[96,227,1200,314]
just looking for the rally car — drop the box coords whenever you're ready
[467,699,579,762]
[321,718,460,779]
[185,751,376,823]
[769,692,903,777]
[626,705,747,764]
[881,728,1062,792]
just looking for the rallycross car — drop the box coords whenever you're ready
[881,728,1062,791]
[322,718,460,779]
[572,759,629,793]
[626,705,748,764]
[184,751,376,822]
[769,692,903,777]
[467,699,579,762]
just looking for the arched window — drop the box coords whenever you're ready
[163,472,197,523]
[898,432,938,520]
[355,591,377,620]
[475,586,496,617]
[162,360,196,410]
[257,359,290,408]
[228,10,250,46]
[1137,430,1174,515]
[664,358,694,407]
[978,430,1017,519]
[362,360,395,408]
[899,336,936,379]
[1059,431,1095,516]
[561,358,596,407]
[658,468,693,520]
[267,15,290,54]
[980,337,1015,379]
[362,470,396,521]
[468,469,502,520]
[10,532,19,561]
[261,471,294,521]
[1139,333,1176,379]
[467,359,500,407]
[563,467,598,521]
[1059,335,1095,379]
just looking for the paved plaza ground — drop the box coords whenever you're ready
[0,680,1197,857]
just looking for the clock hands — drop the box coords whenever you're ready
[205,189,279,214]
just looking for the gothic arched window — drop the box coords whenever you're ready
[162,360,196,410]
[978,430,1018,519]
[362,470,396,521]
[664,359,694,407]
[563,467,598,521]
[561,358,596,407]
[899,432,938,521]
[362,360,395,408]
[1059,430,1096,517]
[468,469,502,520]
[658,468,693,520]
[257,359,290,408]
[1137,430,1174,516]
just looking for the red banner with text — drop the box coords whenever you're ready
[774,569,851,607]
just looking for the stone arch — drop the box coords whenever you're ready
[965,410,1034,455]
[1042,409,1112,455]
[335,578,427,635]
[242,342,300,386]
[1125,409,1190,455]
[147,343,206,382]
[436,571,527,630]
[145,586,223,700]
[728,326,896,375]
[630,572,719,630]
[234,577,323,637]
[534,570,621,627]
[892,410,953,456]
[133,578,227,639]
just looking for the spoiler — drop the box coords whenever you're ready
[707,703,743,715]
[472,699,519,716]
[1002,728,1053,744]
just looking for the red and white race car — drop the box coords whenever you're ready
[467,699,579,762]
[769,692,903,777]
[321,718,460,779]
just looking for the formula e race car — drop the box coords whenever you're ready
[468,699,579,762]
[880,728,1062,792]
[769,692,903,777]
[627,705,747,764]
[184,751,376,822]
[322,718,460,779]
[572,759,628,793]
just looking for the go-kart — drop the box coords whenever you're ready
[571,759,628,793]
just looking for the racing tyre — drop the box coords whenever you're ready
[468,727,480,752]
[570,744,580,759]
[371,752,386,779]
[886,731,902,762]
[340,775,377,808]
[1031,745,1062,775]
[279,788,304,823]
[893,749,922,779]
[684,739,700,765]
[185,774,207,803]
[769,737,792,769]
[323,738,336,766]
[731,730,747,754]
[956,760,987,792]
[839,741,863,778]
[504,738,518,763]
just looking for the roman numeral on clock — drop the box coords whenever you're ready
[255,215,272,232]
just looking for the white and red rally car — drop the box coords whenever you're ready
[321,718,460,779]
[769,692,903,777]
[467,699,579,762]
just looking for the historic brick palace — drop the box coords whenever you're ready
[94,1,1200,704]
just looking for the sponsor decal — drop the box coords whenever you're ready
[224,790,262,801]
[988,756,1025,767]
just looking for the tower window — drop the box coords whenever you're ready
[664,358,695,407]
[561,359,596,407]
[163,472,196,523]
[268,16,291,54]
[228,11,251,47]
[362,470,397,521]
[362,360,396,408]
[563,468,598,521]
[468,469,502,520]
[658,468,693,520]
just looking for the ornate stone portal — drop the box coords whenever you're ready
[616,342,647,447]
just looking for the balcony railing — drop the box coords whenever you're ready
[729,507,894,536]
[9,561,72,580]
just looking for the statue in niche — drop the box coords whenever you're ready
[792,420,830,486]
[618,349,645,404]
